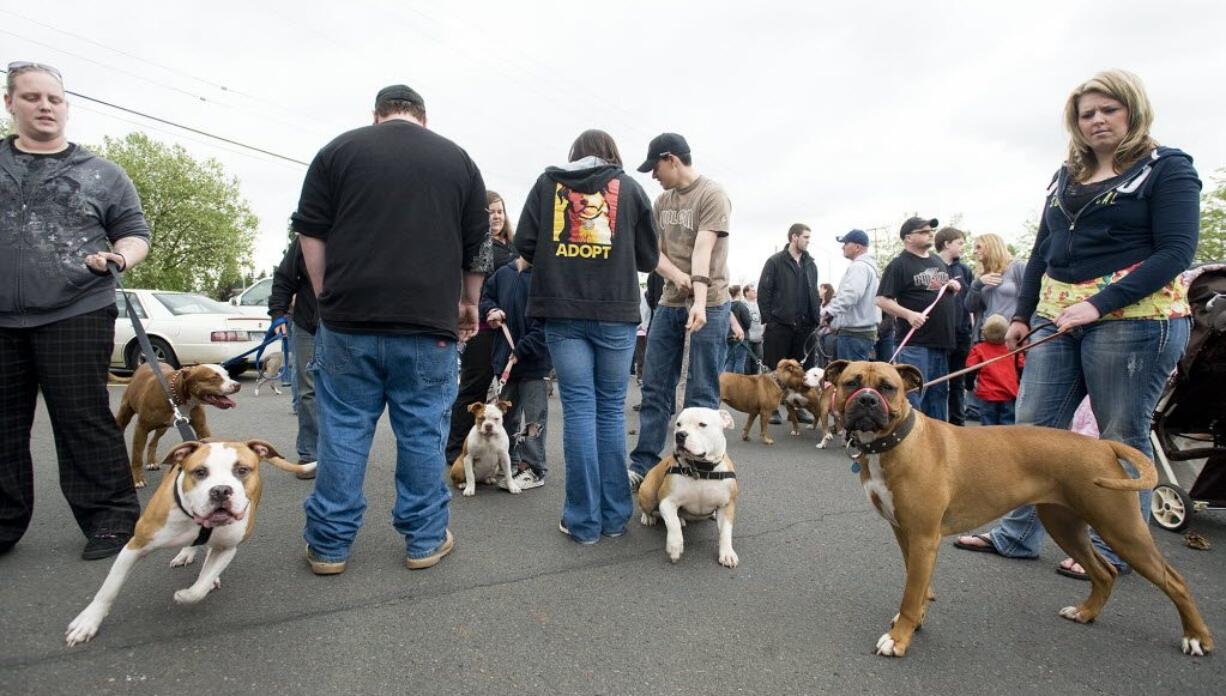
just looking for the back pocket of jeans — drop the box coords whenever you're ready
[416,338,455,386]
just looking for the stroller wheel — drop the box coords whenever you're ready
[1151,484,1193,532]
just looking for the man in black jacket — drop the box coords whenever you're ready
[268,236,319,477]
[757,223,820,371]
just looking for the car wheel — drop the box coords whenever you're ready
[125,338,180,371]
[226,364,249,378]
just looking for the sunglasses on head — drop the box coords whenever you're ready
[6,61,63,82]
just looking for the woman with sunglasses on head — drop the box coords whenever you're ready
[965,233,1026,342]
[954,70,1200,581]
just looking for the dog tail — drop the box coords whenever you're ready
[264,456,317,476]
[1092,441,1158,491]
[107,372,133,385]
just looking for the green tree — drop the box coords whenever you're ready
[1198,169,1226,263]
[0,118,9,137]
[95,133,257,296]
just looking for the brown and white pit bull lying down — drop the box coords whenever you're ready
[718,358,805,445]
[65,440,316,646]
[116,363,241,488]
[823,359,1213,658]
[448,400,519,496]
[637,407,739,568]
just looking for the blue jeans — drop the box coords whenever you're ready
[897,345,949,421]
[875,335,896,363]
[978,399,1015,425]
[988,317,1189,567]
[835,334,875,362]
[545,320,637,542]
[501,378,548,477]
[724,340,747,373]
[630,303,731,476]
[303,325,456,562]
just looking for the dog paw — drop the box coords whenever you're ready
[133,479,146,489]
[462,486,476,497]
[65,608,104,646]
[763,438,775,446]
[790,429,800,436]
[508,484,523,495]
[875,631,906,657]
[1058,606,1093,624]
[817,435,832,449]
[213,577,222,590]
[1182,636,1210,657]
[740,434,750,442]
[639,512,656,527]
[718,548,739,568]
[666,539,684,562]
[169,548,197,567]
[144,462,160,471]
[173,587,208,605]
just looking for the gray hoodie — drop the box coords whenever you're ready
[0,137,150,327]
[824,253,880,331]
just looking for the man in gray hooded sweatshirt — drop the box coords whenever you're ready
[1,62,150,560]
[822,229,879,362]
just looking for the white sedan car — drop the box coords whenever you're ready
[112,289,280,375]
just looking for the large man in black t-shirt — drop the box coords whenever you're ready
[875,216,961,421]
[292,85,492,575]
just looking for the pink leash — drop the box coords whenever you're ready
[492,324,518,398]
[888,281,956,364]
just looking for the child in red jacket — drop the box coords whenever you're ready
[965,315,1023,425]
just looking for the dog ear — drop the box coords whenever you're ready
[718,409,735,430]
[162,441,205,466]
[824,360,849,387]
[467,402,485,415]
[497,400,513,413]
[893,363,925,393]
[244,439,283,460]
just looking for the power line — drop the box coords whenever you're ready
[1,68,310,166]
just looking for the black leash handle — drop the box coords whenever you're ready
[108,262,198,442]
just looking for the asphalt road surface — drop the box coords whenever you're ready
[1,376,1223,695]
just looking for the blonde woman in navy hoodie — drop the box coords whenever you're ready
[514,130,659,544]
[954,70,1199,581]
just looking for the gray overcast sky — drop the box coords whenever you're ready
[5,0,1224,286]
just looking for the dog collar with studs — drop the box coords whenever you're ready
[668,454,737,480]
[844,410,917,473]
[166,370,186,406]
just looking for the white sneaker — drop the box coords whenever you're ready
[513,470,545,490]
[627,469,644,491]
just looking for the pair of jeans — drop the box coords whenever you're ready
[897,345,950,421]
[544,320,637,542]
[292,325,318,462]
[763,322,815,372]
[745,340,763,374]
[835,334,875,362]
[947,344,970,425]
[630,303,731,476]
[724,340,747,374]
[501,378,548,478]
[303,325,456,563]
[875,335,896,363]
[978,399,1016,425]
[988,317,1189,567]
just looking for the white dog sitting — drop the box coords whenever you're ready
[447,400,519,496]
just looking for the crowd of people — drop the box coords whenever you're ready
[0,60,1201,588]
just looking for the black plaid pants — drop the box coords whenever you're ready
[0,305,139,546]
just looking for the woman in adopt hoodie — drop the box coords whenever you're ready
[956,70,1199,579]
[514,129,659,544]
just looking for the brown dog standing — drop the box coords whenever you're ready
[115,363,241,488]
[823,359,1212,658]
[718,358,805,444]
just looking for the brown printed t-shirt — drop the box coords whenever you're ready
[656,175,732,307]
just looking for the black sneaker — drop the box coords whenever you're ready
[82,532,130,561]
[768,413,783,425]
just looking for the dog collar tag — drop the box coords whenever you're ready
[849,460,861,474]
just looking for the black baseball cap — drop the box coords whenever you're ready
[375,84,425,109]
[899,216,939,239]
[637,133,690,173]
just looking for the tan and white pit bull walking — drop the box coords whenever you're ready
[65,440,315,646]
[823,359,1212,658]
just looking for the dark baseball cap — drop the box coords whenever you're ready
[836,229,870,246]
[375,84,424,109]
[637,133,690,173]
[899,216,939,239]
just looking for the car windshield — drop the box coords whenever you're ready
[153,293,237,316]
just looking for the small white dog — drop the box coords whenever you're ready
[448,400,519,496]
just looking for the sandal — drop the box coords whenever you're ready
[1055,557,1133,581]
[952,533,1000,555]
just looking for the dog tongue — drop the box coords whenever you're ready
[201,509,234,527]
[206,395,237,410]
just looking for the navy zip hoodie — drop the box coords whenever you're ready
[479,262,551,381]
[1015,146,1200,321]
[513,157,659,323]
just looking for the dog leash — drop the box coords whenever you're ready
[109,263,198,441]
[888,281,957,364]
[915,320,1069,391]
[491,323,518,398]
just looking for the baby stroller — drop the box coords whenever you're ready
[1149,263,1226,532]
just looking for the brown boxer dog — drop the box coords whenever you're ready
[824,359,1212,658]
[718,358,805,445]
